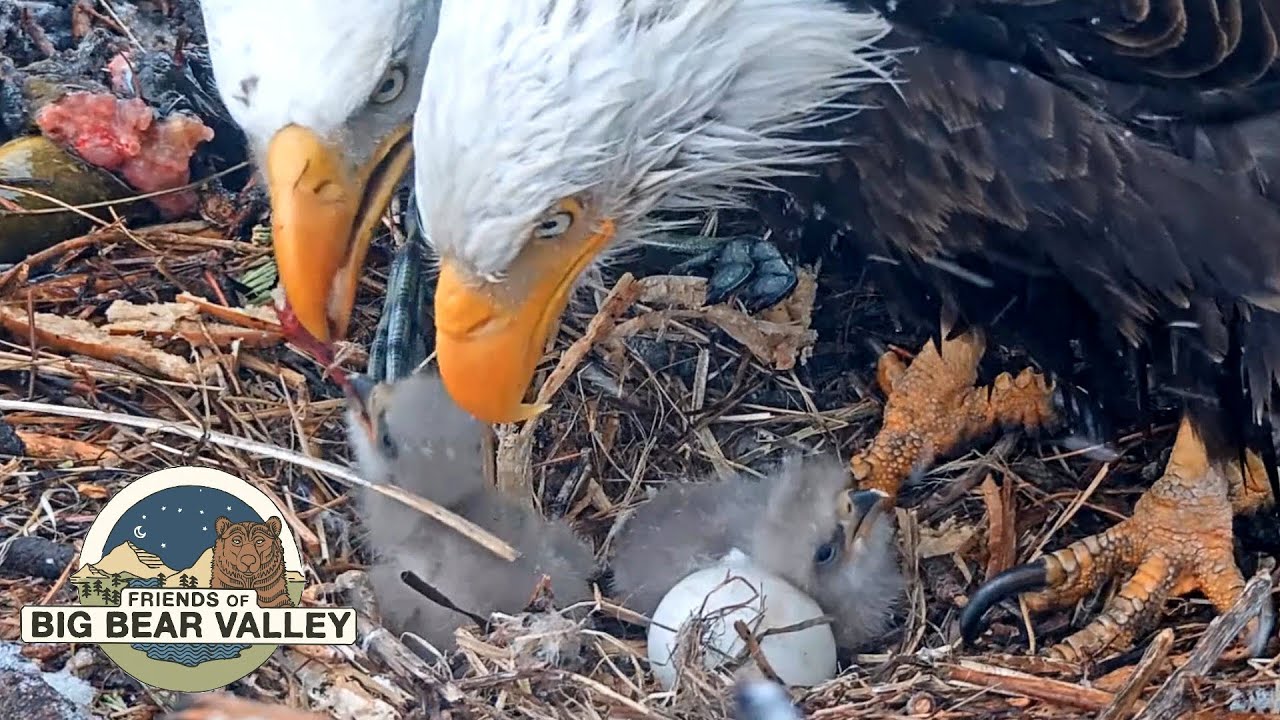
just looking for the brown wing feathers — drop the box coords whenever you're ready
[794,3,1280,425]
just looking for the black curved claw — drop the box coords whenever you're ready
[959,561,1050,647]
[1050,381,1119,463]
[369,206,431,383]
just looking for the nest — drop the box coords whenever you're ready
[0,219,1277,720]
[1,3,1279,720]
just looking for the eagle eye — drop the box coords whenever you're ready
[534,211,574,239]
[372,64,408,104]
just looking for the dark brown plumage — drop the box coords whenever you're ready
[344,373,597,651]
[752,0,1280,661]
[609,456,903,651]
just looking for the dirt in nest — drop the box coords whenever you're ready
[0,0,249,226]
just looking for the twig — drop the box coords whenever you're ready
[919,435,1016,521]
[1135,568,1274,720]
[733,619,783,685]
[0,398,519,562]
[948,660,1115,712]
[497,274,641,498]
[1098,628,1174,720]
[6,162,249,216]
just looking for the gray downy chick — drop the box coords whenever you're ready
[609,455,902,650]
[345,372,597,651]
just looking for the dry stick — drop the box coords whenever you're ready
[1098,628,1175,720]
[919,434,1017,522]
[948,660,1116,712]
[0,398,519,562]
[1134,568,1275,720]
[732,619,784,685]
[497,274,641,497]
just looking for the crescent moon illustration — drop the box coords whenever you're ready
[133,525,146,539]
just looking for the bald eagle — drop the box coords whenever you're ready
[404,0,1280,661]
[200,0,438,353]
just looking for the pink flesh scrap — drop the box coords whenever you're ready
[35,91,214,218]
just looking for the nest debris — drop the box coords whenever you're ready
[0,218,1277,720]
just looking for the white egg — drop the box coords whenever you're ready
[647,549,837,690]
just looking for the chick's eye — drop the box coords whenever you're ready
[377,425,398,458]
[534,211,573,239]
[814,541,839,566]
[372,64,407,104]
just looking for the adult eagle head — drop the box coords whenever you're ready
[415,0,896,423]
[202,0,438,344]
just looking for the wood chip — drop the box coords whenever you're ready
[948,660,1115,712]
[916,516,978,559]
[1098,628,1174,720]
[0,306,205,382]
[166,694,328,720]
[980,473,1016,579]
[175,292,283,330]
[15,431,121,465]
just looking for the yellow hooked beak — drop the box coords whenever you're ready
[265,123,414,344]
[434,217,615,424]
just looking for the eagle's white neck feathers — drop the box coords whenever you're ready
[415,0,897,277]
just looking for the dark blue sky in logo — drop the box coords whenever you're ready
[103,486,261,572]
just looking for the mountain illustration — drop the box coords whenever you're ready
[74,541,177,581]
[164,547,212,587]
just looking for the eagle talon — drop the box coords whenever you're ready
[849,329,1062,499]
[964,417,1269,662]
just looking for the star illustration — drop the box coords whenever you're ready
[102,486,261,577]
[226,506,232,511]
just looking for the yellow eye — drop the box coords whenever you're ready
[372,64,407,104]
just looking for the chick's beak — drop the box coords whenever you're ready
[434,219,616,423]
[343,373,379,442]
[347,373,377,410]
[841,488,892,550]
[265,123,414,344]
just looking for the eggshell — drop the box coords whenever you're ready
[647,549,837,689]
